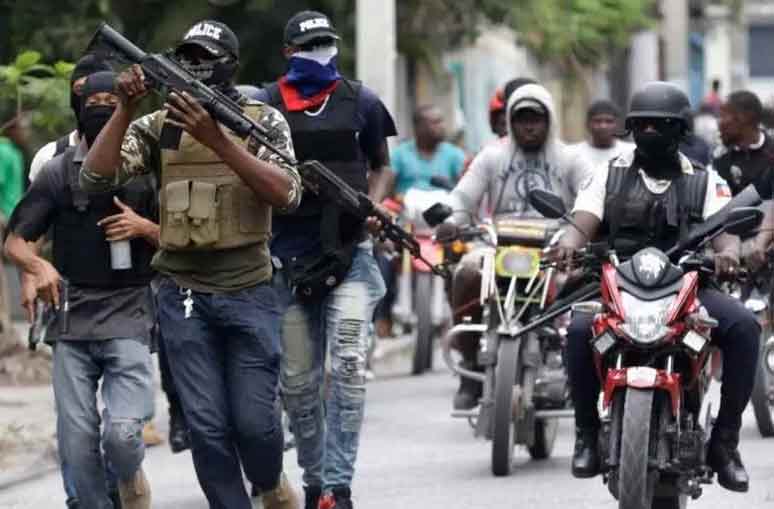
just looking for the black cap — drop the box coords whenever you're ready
[71,54,112,85]
[178,20,239,59]
[284,11,339,46]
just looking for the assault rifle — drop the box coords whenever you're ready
[88,24,449,278]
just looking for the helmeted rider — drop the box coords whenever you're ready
[436,82,593,410]
[552,81,759,492]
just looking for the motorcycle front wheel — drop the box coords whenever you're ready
[491,337,519,476]
[751,325,774,437]
[618,387,657,509]
[411,272,434,375]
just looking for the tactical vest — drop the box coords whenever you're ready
[52,149,157,288]
[266,79,367,242]
[602,162,708,256]
[159,103,271,251]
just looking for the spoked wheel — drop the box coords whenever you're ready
[492,338,519,476]
[411,273,434,375]
[618,388,657,509]
[751,328,774,436]
[528,417,558,459]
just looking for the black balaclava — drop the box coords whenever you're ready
[633,121,684,179]
[70,55,112,134]
[80,71,117,147]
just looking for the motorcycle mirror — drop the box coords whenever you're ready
[423,202,454,227]
[429,175,455,191]
[724,206,764,236]
[528,189,566,219]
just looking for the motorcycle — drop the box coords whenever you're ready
[728,252,774,436]
[425,201,572,476]
[384,184,452,375]
[529,188,763,509]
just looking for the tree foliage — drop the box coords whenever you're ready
[505,0,655,73]
[0,51,73,140]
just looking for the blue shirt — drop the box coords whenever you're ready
[251,82,397,259]
[391,141,465,195]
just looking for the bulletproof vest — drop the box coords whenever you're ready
[52,149,157,288]
[266,79,367,243]
[602,162,708,256]
[159,103,271,251]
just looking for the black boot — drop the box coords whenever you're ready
[453,364,483,410]
[707,428,749,492]
[304,485,321,509]
[168,407,191,454]
[572,427,600,478]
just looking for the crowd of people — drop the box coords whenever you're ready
[0,9,773,509]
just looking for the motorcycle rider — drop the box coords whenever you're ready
[713,90,774,270]
[437,82,593,410]
[553,81,760,492]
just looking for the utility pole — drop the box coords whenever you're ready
[355,0,397,117]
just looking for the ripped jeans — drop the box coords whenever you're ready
[275,241,386,489]
[53,339,153,509]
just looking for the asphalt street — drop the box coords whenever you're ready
[1,352,773,509]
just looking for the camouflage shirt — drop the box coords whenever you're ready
[80,99,301,212]
[81,98,302,292]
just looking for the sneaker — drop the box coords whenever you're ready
[318,486,353,509]
[117,468,151,509]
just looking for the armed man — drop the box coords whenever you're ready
[82,21,302,509]
[5,71,157,509]
[252,10,394,509]
[552,82,759,492]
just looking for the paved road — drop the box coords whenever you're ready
[2,353,774,509]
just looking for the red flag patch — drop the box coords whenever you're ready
[716,183,731,198]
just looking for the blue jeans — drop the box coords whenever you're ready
[275,241,386,489]
[53,339,153,509]
[156,277,284,509]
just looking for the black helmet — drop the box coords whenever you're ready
[625,81,690,130]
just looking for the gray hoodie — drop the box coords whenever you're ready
[449,83,592,222]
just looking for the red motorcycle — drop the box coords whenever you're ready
[528,189,762,509]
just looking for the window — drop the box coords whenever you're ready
[749,25,774,77]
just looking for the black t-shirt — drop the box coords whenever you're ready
[7,144,155,342]
[712,132,774,199]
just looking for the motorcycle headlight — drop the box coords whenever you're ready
[495,247,540,278]
[618,292,675,345]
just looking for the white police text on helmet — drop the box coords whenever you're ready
[185,23,223,41]
[299,18,330,33]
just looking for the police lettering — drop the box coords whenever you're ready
[299,18,330,32]
[185,23,223,41]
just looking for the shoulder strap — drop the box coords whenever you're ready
[608,159,639,248]
[62,150,89,212]
[54,135,70,156]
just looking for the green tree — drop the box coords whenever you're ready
[0,50,74,144]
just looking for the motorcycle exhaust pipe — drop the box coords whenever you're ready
[442,323,487,383]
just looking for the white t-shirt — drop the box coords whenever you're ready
[569,139,635,171]
[573,150,731,222]
[28,130,78,182]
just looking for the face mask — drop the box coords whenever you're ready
[81,105,116,147]
[177,55,235,86]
